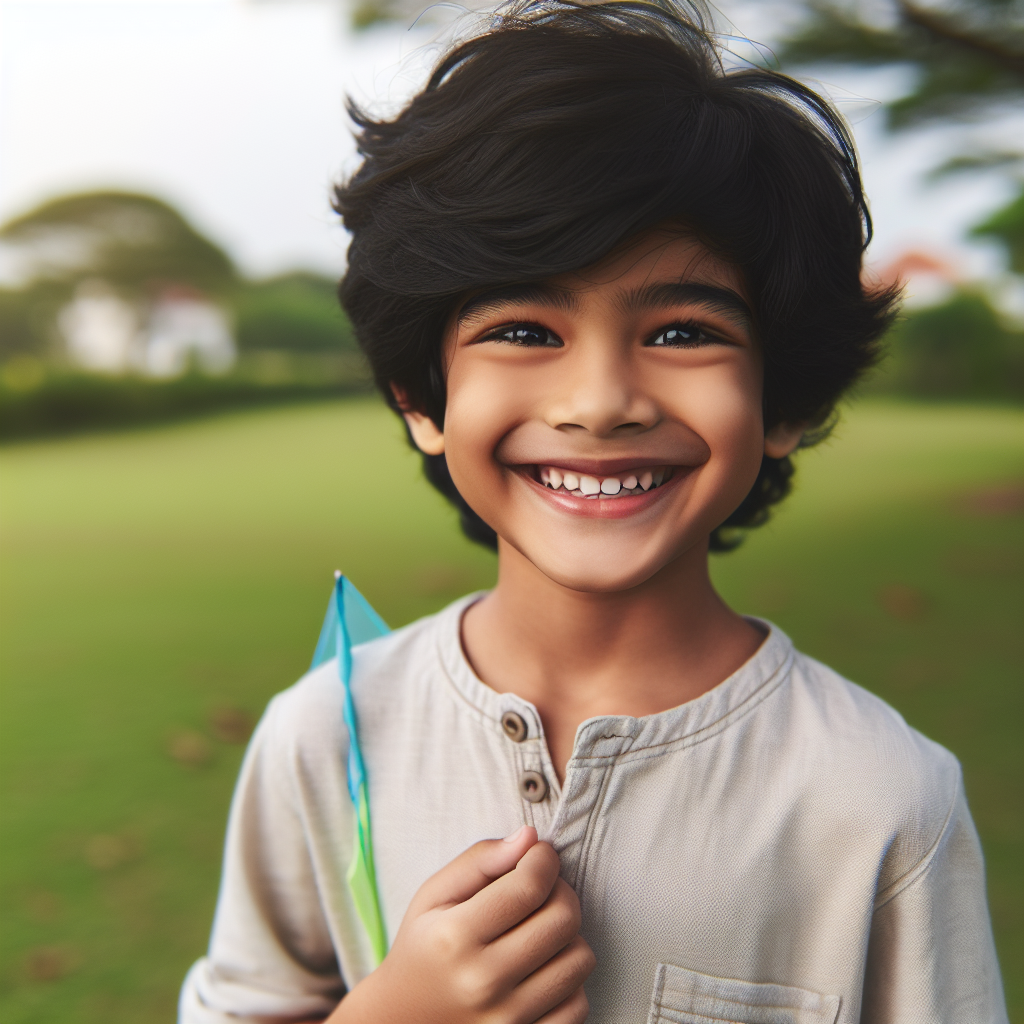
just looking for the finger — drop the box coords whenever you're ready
[408,826,538,915]
[484,877,581,985]
[455,840,561,944]
[507,935,596,1024]
[532,986,590,1024]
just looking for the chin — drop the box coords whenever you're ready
[524,537,680,595]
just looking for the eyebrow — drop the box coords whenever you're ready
[455,279,754,331]
[618,282,754,329]
[456,283,581,324]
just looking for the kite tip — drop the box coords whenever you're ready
[334,569,342,580]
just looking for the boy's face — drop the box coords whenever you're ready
[404,230,802,593]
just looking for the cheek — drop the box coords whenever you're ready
[441,359,524,500]
[660,359,764,463]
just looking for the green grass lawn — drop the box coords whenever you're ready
[1,396,1021,1022]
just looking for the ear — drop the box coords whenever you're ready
[763,421,804,459]
[391,384,445,456]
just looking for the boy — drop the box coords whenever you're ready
[180,1,1006,1021]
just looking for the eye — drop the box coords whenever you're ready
[646,324,716,347]
[482,323,562,347]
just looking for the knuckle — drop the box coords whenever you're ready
[579,942,597,976]
[545,903,579,947]
[535,886,582,946]
[532,841,561,873]
[553,878,582,917]
[570,934,596,966]
[516,869,554,909]
[430,914,464,960]
[451,968,477,1007]
[452,963,500,1009]
[534,942,593,1006]
[567,988,591,1024]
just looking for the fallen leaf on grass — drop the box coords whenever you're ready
[210,706,255,744]
[25,945,79,982]
[168,730,212,767]
[877,584,928,621]
[955,483,1024,518]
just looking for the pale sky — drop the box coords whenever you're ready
[1,0,1017,285]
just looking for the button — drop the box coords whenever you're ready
[501,711,528,742]
[518,770,548,803]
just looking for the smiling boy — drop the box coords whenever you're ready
[180,2,1006,1022]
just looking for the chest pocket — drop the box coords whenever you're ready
[647,963,840,1024]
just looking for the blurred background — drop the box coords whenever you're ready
[0,0,1021,1020]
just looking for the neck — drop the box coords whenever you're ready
[460,538,764,781]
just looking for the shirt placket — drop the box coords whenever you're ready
[497,702,562,832]
[546,723,637,889]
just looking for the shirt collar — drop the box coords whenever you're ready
[434,592,794,758]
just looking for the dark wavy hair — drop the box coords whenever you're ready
[334,0,898,552]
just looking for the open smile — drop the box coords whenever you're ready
[517,462,684,518]
[537,464,674,498]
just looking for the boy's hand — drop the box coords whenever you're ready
[330,826,595,1024]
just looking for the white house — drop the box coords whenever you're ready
[58,280,138,373]
[58,280,235,377]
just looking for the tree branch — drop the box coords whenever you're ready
[898,1,1024,79]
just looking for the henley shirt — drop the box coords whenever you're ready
[180,594,1006,1023]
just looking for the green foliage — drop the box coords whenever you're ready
[0,281,72,363]
[351,0,394,30]
[874,290,1024,400]
[972,187,1024,275]
[233,272,355,353]
[775,0,1024,128]
[0,191,237,299]
[0,193,364,423]
[0,289,44,360]
[0,399,1020,1021]
[0,369,371,441]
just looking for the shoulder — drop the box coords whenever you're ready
[778,644,963,883]
[786,647,959,780]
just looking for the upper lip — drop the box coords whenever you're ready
[510,457,687,475]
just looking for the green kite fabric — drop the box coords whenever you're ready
[311,573,390,966]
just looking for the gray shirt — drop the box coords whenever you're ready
[180,594,1006,1023]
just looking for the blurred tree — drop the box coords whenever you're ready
[972,187,1024,274]
[774,0,1024,128]
[0,198,368,431]
[882,290,1024,397]
[0,191,238,299]
[773,0,1024,246]
[776,0,1023,400]
[234,272,355,352]
[0,192,239,365]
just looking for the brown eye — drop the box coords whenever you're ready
[648,325,712,347]
[487,324,562,347]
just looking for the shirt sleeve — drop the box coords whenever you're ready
[178,692,348,1024]
[861,768,1008,1023]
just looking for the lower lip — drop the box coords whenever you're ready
[519,470,684,519]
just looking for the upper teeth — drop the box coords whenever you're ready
[538,466,671,497]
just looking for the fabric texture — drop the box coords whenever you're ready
[179,595,1007,1024]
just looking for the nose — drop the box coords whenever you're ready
[544,343,659,438]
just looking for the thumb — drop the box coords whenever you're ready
[409,825,538,914]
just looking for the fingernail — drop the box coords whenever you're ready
[503,824,527,843]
